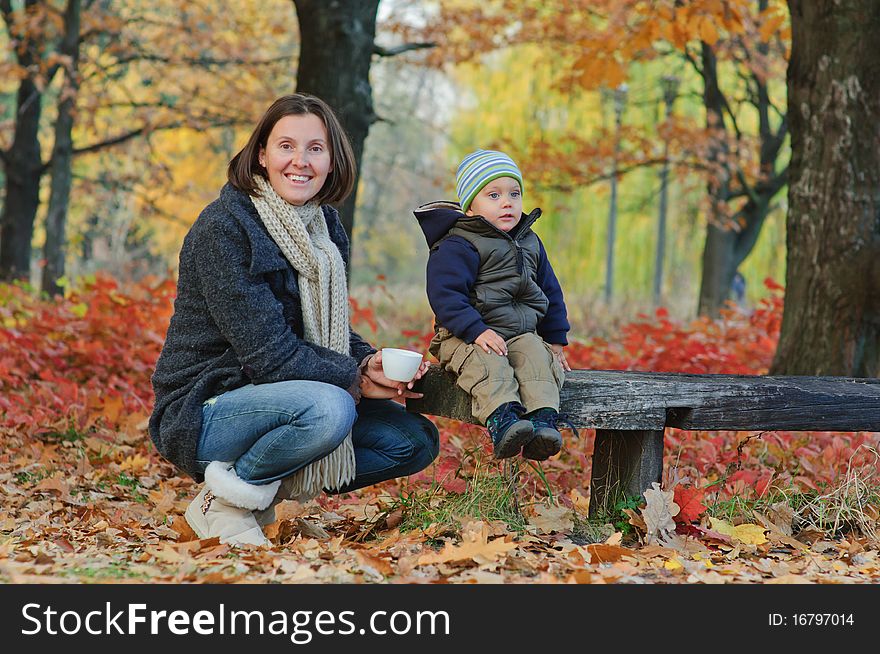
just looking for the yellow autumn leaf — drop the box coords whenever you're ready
[665,559,683,570]
[120,454,150,473]
[709,517,768,545]
[709,517,737,536]
[732,523,769,545]
[692,552,714,567]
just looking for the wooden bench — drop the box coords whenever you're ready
[408,368,880,517]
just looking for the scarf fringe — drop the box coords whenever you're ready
[278,436,356,502]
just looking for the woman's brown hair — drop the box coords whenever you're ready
[227,93,356,205]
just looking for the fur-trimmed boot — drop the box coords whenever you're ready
[253,497,282,529]
[185,462,281,546]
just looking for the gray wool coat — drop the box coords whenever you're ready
[149,183,375,481]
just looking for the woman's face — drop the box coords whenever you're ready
[258,113,332,206]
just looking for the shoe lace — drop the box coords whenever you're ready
[488,403,523,430]
[551,413,579,439]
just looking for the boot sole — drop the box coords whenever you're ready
[522,428,563,460]
[493,420,535,459]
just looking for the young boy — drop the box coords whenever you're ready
[414,149,571,461]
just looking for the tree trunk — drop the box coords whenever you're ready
[696,43,735,317]
[0,0,44,282]
[771,0,880,376]
[699,192,778,316]
[292,0,379,243]
[42,0,81,296]
[696,34,789,317]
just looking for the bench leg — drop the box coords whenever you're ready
[588,429,664,519]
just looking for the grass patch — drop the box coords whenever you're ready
[569,492,643,544]
[39,424,87,443]
[797,447,880,541]
[115,472,147,503]
[393,461,526,535]
[570,513,618,545]
[13,467,51,486]
[706,487,811,524]
[65,561,149,581]
[704,452,880,542]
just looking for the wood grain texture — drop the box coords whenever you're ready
[408,367,880,431]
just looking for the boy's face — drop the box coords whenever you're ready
[465,176,523,232]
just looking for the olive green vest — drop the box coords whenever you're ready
[443,210,548,340]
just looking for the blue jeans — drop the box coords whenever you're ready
[194,380,439,491]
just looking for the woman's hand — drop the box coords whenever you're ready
[550,343,571,372]
[346,373,363,404]
[475,328,507,356]
[359,351,428,400]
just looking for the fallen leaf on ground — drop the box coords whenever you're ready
[169,515,196,541]
[294,518,330,541]
[709,518,768,545]
[605,531,623,546]
[528,504,574,534]
[568,489,591,514]
[585,543,632,564]
[417,521,517,566]
[641,482,679,543]
[673,486,708,523]
[354,550,394,578]
[34,475,74,503]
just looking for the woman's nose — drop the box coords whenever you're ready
[290,149,308,167]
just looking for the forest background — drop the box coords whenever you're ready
[1,0,879,585]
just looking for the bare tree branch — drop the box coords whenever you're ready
[373,41,435,57]
[536,156,708,193]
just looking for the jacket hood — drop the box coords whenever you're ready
[413,201,464,248]
[414,200,542,248]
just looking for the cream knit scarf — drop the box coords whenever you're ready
[251,175,355,500]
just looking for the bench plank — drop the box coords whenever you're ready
[409,368,880,432]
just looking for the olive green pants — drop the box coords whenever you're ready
[429,328,565,424]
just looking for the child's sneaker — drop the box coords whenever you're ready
[486,401,534,459]
[521,408,564,460]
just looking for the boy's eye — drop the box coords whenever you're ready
[511,191,520,198]
[488,192,500,199]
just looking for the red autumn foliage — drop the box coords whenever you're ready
[673,485,708,524]
[0,274,174,445]
[1,274,877,519]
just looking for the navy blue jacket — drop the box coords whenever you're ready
[149,183,375,481]
[414,201,570,345]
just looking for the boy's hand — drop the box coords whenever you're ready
[475,329,507,356]
[550,343,571,371]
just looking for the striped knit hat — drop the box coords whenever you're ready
[455,149,524,213]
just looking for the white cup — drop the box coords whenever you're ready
[381,347,423,382]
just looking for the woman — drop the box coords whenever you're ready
[149,93,439,546]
